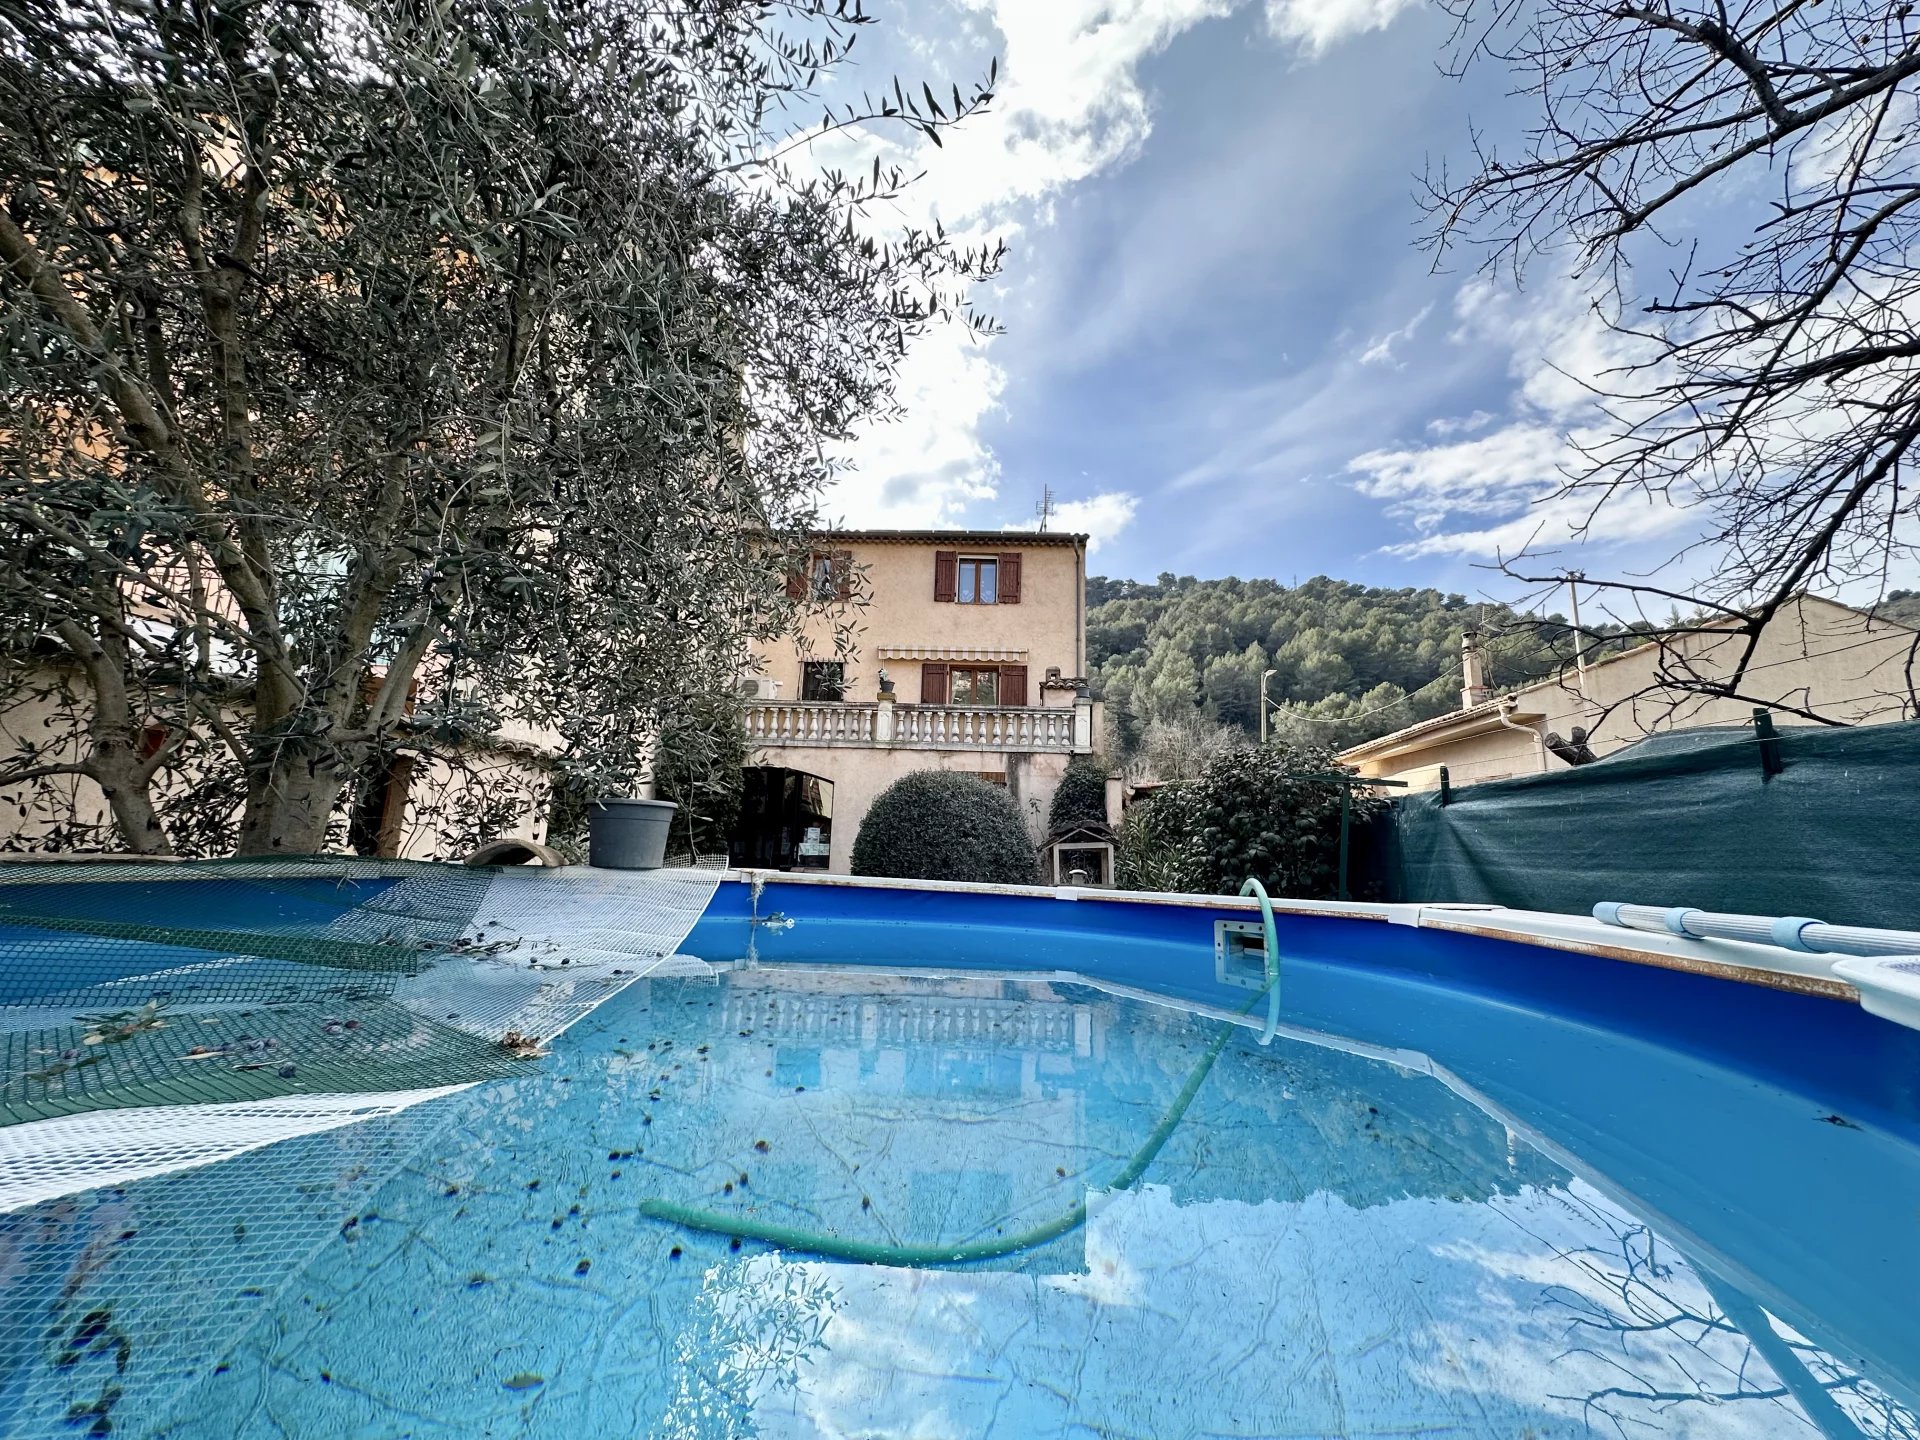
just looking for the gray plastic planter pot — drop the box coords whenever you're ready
[587,797,679,870]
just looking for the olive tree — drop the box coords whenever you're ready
[0,0,1001,854]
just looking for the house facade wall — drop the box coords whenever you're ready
[745,743,1079,873]
[1348,726,1542,791]
[750,536,1086,703]
[1537,595,1916,747]
[0,665,113,845]
[742,533,1095,874]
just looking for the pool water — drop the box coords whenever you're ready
[11,965,1909,1438]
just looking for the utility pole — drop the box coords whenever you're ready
[1567,571,1591,708]
[1260,668,1276,745]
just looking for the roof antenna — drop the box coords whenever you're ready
[1035,485,1055,533]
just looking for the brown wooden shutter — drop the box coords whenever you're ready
[920,662,949,704]
[785,561,807,600]
[998,552,1022,603]
[999,664,1027,707]
[831,548,853,601]
[933,550,957,602]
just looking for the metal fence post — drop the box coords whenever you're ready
[1754,707,1784,779]
[1338,785,1351,901]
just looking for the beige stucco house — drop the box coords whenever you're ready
[738,530,1101,873]
[1338,594,1919,791]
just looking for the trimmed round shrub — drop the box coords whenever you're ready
[851,770,1038,884]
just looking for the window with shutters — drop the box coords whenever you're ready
[935,549,1021,603]
[808,553,836,600]
[789,549,853,601]
[921,662,1027,706]
[956,556,997,604]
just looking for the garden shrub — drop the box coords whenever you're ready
[1187,740,1381,898]
[1116,740,1382,899]
[851,770,1038,884]
[1046,756,1112,839]
[1115,785,1203,892]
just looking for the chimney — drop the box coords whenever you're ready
[1461,629,1492,710]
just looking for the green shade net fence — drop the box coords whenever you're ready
[1366,718,1920,928]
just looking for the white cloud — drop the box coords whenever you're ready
[1447,277,1639,422]
[1378,485,1687,560]
[823,0,1233,527]
[1357,302,1433,367]
[830,328,1005,527]
[1354,276,1691,562]
[1791,89,1919,189]
[1007,490,1140,552]
[1265,0,1422,55]
[932,0,1238,226]
[1426,408,1494,437]
[1350,423,1569,529]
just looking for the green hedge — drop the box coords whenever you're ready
[851,771,1038,885]
[1117,740,1381,899]
[1114,785,1202,892]
[1046,756,1112,839]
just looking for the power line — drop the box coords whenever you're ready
[1267,667,1458,725]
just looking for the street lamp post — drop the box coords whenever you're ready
[1259,668,1277,745]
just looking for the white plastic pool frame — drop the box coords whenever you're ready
[727,867,1875,1008]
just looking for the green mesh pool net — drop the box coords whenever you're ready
[0,858,723,1210]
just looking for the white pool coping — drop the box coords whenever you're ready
[0,857,1875,1007]
[721,867,1863,1005]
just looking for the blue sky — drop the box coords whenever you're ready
[807,0,1699,601]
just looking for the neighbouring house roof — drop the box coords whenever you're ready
[810,529,1088,548]
[1048,822,1116,845]
[1338,697,1548,764]
[1124,778,1179,800]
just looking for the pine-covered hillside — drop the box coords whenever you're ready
[1087,573,1591,758]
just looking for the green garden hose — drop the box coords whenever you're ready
[638,989,1270,1268]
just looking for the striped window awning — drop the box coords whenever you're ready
[877,646,1030,662]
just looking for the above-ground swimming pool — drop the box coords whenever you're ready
[1,863,1917,1438]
